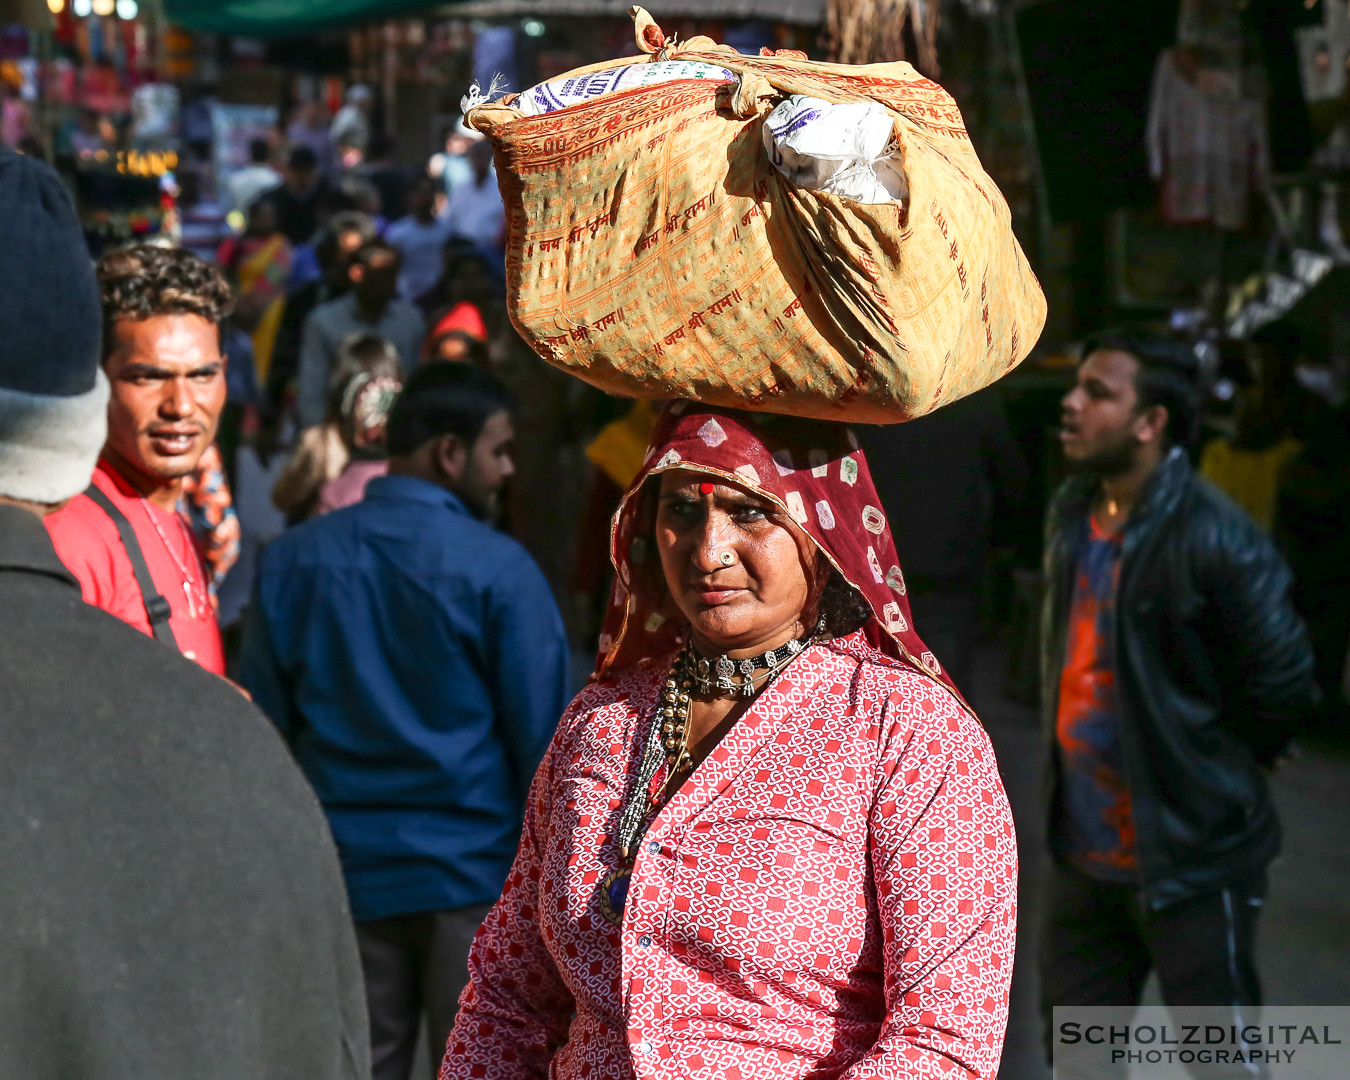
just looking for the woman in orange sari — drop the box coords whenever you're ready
[218,199,291,387]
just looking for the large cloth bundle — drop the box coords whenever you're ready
[467,9,1046,423]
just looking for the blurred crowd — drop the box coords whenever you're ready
[201,90,509,474]
[163,90,524,599]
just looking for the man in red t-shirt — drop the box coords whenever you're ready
[46,245,233,675]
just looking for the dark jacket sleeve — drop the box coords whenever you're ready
[1200,500,1318,760]
[1039,481,1078,721]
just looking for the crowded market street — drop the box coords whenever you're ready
[2,0,1348,1078]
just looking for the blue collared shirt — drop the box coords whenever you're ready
[241,474,570,922]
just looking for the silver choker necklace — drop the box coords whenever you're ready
[687,617,824,698]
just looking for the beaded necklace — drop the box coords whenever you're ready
[597,624,818,926]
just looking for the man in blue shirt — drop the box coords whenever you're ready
[241,362,570,1080]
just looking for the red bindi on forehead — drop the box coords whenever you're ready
[699,482,715,495]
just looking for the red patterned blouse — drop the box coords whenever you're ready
[440,632,1018,1080]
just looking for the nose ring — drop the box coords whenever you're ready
[719,551,735,566]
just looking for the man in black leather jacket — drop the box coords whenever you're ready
[1039,329,1316,1041]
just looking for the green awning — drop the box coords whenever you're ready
[164,0,450,38]
[0,0,51,28]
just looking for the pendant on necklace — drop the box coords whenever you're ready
[598,863,633,926]
[714,654,735,693]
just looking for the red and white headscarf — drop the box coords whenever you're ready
[596,402,961,700]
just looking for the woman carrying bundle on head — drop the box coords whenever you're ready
[439,403,1017,1080]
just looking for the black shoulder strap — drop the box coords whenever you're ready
[83,485,180,650]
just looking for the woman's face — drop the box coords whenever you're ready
[655,469,816,656]
[437,334,470,362]
[248,201,279,237]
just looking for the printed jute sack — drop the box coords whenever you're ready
[466,8,1046,423]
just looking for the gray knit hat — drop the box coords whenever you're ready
[0,146,108,503]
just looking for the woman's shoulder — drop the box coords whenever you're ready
[820,631,953,697]
[560,655,669,727]
[819,633,986,751]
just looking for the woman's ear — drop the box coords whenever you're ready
[805,552,831,622]
[634,482,674,613]
[814,551,832,589]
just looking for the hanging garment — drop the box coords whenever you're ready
[1146,47,1271,230]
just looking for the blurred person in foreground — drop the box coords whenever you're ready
[243,363,569,1080]
[0,143,369,1080]
[45,245,233,675]
[273,331,402,522]
[441,404,1016,1080]
[1040,329,1316,1051]
[298,237,424,427]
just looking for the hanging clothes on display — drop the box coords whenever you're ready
[1146,45,1270,230]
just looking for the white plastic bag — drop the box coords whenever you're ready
[761,94,907,205]
[514,60,736,117]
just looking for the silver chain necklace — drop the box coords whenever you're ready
[597,626,819,926]
[139,497,207,620]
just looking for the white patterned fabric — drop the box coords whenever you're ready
[440,632,1018,1079]
[1145,47,1269,231]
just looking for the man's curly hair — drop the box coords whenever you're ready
[97,244,234,357]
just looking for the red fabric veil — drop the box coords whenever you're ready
[596,402,961,700]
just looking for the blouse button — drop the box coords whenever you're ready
[638,933,653,948]
[647,840,660,854]
[639,1040,655,1055]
